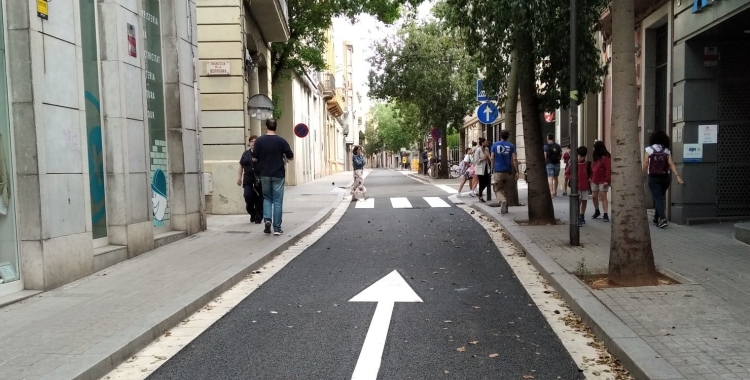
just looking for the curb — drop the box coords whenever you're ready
[470,202,686,380]
[43,192,347,380]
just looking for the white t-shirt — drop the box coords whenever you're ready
[645,144,671,174]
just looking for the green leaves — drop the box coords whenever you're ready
[367,17,477,137]
[271,0,425,85]
[443,0,608,110]
[364,102,422,154]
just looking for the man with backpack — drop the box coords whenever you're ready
[543,133,563,198]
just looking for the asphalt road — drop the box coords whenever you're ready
[147,170,583,380]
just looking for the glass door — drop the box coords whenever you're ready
[0,0,22,296]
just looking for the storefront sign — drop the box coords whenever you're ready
[0,262,18,282]
[37,0,48,20]
[684,144,703,163]
[127,23,137,58]
[143,0,169,229]
[207,60,230,75]
[693,0,717,13]
[703,47,718,67]
[699,124,717,144]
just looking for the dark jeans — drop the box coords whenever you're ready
[243,182,263,221]
[648,174,671,220]
[422,161,428,175]
[478,173,491,198]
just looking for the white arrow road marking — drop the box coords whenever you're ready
[349,270,422,380]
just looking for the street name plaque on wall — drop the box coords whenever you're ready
[207,60,230,75]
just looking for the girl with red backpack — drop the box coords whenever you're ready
[643,131,684,228]
[565,146,592,227]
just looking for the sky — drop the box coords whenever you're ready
[332,1,435,114]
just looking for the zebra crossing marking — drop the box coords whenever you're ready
[355,198,375,208]
[423,197,451,208]
[390,197,413,209]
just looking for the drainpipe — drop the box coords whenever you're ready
[666,4,675,221]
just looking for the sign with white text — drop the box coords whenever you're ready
[207,60,231,76]
[684,144,703,163]
[699,124,717,144]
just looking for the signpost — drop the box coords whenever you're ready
[477,102,499,124]
[476,79,489,102]
[349,270,422,380]
[294,123,309,138]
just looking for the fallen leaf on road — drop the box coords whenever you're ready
[523,375,534,379]
[488,353,499,358]
[270,311,278,314]
[444,320,452,323]
[444,370,449,374]
[469,341,479,345]
[472,306,481,309]
[456,346,466,352]
[164,331,171,337]
[154,355,167,360]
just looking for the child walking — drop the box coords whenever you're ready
[565,146,592,227]
[591,141,612,222]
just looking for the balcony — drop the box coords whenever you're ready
[249,0,289,42]
[320,72,336,100]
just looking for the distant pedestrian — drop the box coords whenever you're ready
[562,145,571,196]
[591,141,612,222]
[421,149,429,175]
[351,146,368,201]
[565,146,592,227]
[490,130,519,214]
[543,133,563,198]
[643,131,684,228]
[457,147,475,196]
[402,156,407,170]
[238,135,263,224]
[473,137,491,203]
[252,119,294,235]
[469,141,479,196]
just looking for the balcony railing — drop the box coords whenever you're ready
[320,72,336,100]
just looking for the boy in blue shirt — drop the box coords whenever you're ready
[490,130,519,214]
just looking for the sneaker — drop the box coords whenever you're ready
[578,215,584,227]
[603,213,610,222]
[250,216,256,223]
[592,209,601,219]
[500,201,508,215]
[274,230,283,236]
[264,221,272,234]
[563,192,568,196]
[657,218,668,228]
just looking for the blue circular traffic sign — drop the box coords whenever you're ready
[477,102,499,124]
[294,123,309,138]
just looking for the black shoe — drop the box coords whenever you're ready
[255,220,262,224]
[592,209,601,219]
[603,213,610,222]
[274,230,284,236]
[264,221,272,234]
[657,218,668,228]
[250,216,256,223]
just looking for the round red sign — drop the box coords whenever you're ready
[294,123,309,138]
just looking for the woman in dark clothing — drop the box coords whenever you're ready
[642,131,684,228]
[238,135,263,223]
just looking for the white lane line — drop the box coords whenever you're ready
[390,197,412,209]
[102,197,353,380]
[423,197,451,208]
[435,184,458,194]
[355,198,375,209]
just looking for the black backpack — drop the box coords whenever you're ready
[547,143,562,162]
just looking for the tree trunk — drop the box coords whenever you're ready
[518,32,555,225]
[608,0,658,286]
[505,47,521,207]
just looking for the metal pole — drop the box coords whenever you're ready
[483,123,491,201]
[569,0,580,246]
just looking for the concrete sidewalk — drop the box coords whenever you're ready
[470,188,750,380]
[0,171,360,380]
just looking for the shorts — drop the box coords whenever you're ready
[578,190,591,201]
[591,183,610,192]
[546,163,561,177]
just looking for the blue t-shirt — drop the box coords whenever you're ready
[491,141,516,173]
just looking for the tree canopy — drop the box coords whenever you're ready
[367,17,477,176]
[440,0,607,110]
[271,0,425,85]
[363,102,423,155]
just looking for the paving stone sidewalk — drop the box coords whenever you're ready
[488,188,750,380]
[0,171,359,380]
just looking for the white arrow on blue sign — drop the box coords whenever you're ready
[477,102,499,124]
[476,79,489,102]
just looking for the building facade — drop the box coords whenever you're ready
[0,0,203,298]
[599,0,750,224]
[322,27,346,174]
[197,0,288,214]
